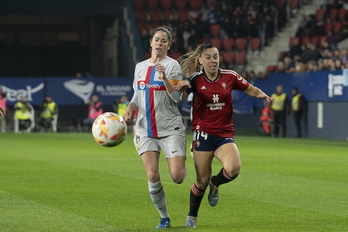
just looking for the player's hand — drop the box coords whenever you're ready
[124,106,133,122]
[0,106,5,116]
[263,95,274,102]
[175,80,191,90]
[155,63,166,80]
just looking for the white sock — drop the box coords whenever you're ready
[148,181,169,218]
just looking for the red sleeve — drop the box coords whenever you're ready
[233,73,250,91]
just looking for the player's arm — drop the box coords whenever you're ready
[155,63,183,103]
[0,105,5,116]
[244,84,273,102]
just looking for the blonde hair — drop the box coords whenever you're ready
[179,43,214,78]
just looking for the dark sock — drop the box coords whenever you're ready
[188,183,205,217]
[211,168,235,187]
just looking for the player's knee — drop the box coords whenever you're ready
[225,166,240,180]
[172,170,186,184]
[147,172,160,183]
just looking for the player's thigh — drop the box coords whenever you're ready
[193,150,214,188]
[214,143,241,172]
[141,151,161,182]
[167,155,186,184]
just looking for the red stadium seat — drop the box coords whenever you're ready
[290,0,299,9]
[206,0,215,8]
[250,37,261,52]
[160,0,172,9]
[329,9,338,22]
[209,24,221,38]
[266,65,277,75]
[338,9,347,21]
[188,0,201,9]
[162,10,176,22]
[222,51,235,65]
[301,36,310,45]
[235,38,247,51]
[133,0,145,10]
[289,37,299,47]
[174,0,188,9]
[222,38,234,51]
[333,22,342,34]
[169,52,182,60]
[274,0,286,8]
[315,8,325,22]
[178,10,189,22]
[136,10,148,23]
[278,51,287,61]
[235,51,247,66]
[310,36,321,46]
[324,22,333,33]
[148,0,159,10]
[210,38,222,49]
[150,10,162,24]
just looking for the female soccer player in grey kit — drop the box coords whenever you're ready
[124,26,186,229]
[176,43,273,227]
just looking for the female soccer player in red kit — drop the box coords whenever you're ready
[176,43,273,228]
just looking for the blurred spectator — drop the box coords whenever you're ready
[291,87,306,138]
[116,95,129,117]
[14,96,34,133]
[0,87,6,133]
[39,96,59,133]
[294,59,308,72]
[245,14,260,38]
[339,48,348,64]
[259,100,273,136]
[271,85,290,137]
[83,95,103,129]
[231,17,247,38]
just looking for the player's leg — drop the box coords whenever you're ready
[208,143,241,207]
[161,132,187,184]
[141,151,170,228]
[186,150,214,227]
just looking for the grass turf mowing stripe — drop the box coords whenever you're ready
[0,133,347,231]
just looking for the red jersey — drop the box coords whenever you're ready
[187,68,250,137]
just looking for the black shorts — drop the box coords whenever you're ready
[192,130,235,151]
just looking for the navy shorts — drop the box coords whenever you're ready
[192,130,235,151]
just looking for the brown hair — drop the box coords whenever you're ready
[150,25,173,45]
[179,43,214,78]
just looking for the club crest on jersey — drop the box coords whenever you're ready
[222,82,227,89]
[139,81,146,90]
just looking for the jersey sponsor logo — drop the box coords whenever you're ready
[212,94,219,103]
[206,94,225,110]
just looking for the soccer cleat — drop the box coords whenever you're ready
[208,181,219,207]
[156,217,170,228]
[185,216,197,228]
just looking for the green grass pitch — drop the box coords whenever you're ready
[0,132,347,232]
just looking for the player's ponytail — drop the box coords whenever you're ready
[179,43,214,78]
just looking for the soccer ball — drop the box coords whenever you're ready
[92,112,127,147]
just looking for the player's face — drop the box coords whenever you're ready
[150,31,170,58]
[199,47,219,75]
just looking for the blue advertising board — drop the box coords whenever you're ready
[0,78,45,105]
[0,77,134,106]
[1,69,347,111]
